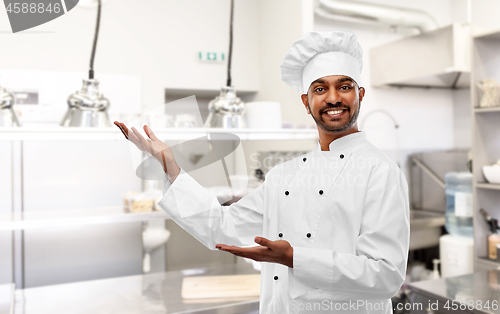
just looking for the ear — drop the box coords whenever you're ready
[358,87,366,102]
[301,94,310,114]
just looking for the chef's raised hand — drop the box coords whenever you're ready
[216,237,293,268]
[113,121,180,181]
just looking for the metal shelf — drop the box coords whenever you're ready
[476,182,500,190]
[473,28,500,40]
[474,107,500,113]
[164,87,257,98]
[0,187,257,231]
[0,127,318,141]
[0,127,318,233]
[0,207,168,231]
[476,256,500,270]
[472,32,500,272]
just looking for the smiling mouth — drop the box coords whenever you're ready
[322,108,348,118]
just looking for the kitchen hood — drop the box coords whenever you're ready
[370,24,471,89]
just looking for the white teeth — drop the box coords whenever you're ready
[325,110,344,115]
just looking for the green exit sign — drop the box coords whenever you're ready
[198,52,225,62]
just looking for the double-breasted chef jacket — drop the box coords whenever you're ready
[158,131,410,314]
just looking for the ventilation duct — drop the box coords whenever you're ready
[315,0,438,33]
[315,0,470,89]
[370,24,471,89]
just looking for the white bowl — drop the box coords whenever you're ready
[483,165,500,184]
[143,229,171,252]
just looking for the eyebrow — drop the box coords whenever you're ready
[310,77,354,86]
[310,78,325,85]
[338,77,353,83]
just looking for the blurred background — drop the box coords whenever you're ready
[1,0,500,313]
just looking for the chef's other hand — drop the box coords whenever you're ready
[216,237,293,268]
[113,121,180,180]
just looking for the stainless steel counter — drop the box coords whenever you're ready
[14,263,260,314]
[409,209,446,251]
[408,270,500,314]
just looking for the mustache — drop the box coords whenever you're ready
[321,103,350,113]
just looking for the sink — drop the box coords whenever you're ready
[409,209,446,250]
[143,228,171,273]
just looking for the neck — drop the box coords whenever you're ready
[318,125,359,151]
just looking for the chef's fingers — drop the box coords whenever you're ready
[254,237,274,249]
[229,250,275,263]
[127,129,147,151]
[115,122,147,152]
[118,127,129,140]
[131,127,151,153]
[218,248,254,259]
[216,244,244,252]
[217,244,285,265]
[144,125,159,141]
[216,244,231,250]
[113,121,125,136]
[119,122,131,138]
[114,122,129,140]
[220,247,280,263]
[217,245,267,256]
[217,244,257,251]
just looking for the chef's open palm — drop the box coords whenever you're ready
[216,237,294,268]
[114,121,173,173]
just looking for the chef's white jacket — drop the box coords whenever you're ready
[158,131,410,314]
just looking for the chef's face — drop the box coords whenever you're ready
[301,75,365,133]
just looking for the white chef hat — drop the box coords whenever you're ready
[280,30,363,94]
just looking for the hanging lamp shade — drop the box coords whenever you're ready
[204,0,247,129]
[61,79,110,127]
[60,0,111,128]
[0,85,21,127]
[204,86,246,128]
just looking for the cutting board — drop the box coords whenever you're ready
[182,274,260,299]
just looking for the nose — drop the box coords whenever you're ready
[324,88,342,106]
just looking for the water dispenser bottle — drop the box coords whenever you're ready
[445,172,473,238]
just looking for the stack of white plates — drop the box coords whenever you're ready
[245,102,281,129]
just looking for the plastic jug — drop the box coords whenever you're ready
[445,172,473,238]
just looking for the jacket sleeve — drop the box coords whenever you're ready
[157,167,269,250]
[289,162,410,300]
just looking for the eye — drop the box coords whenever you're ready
[340,85,351,91]
[314,87,325,92]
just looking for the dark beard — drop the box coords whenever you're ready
[309,102,361,133]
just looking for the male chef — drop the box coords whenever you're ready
[114,30,410,314]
